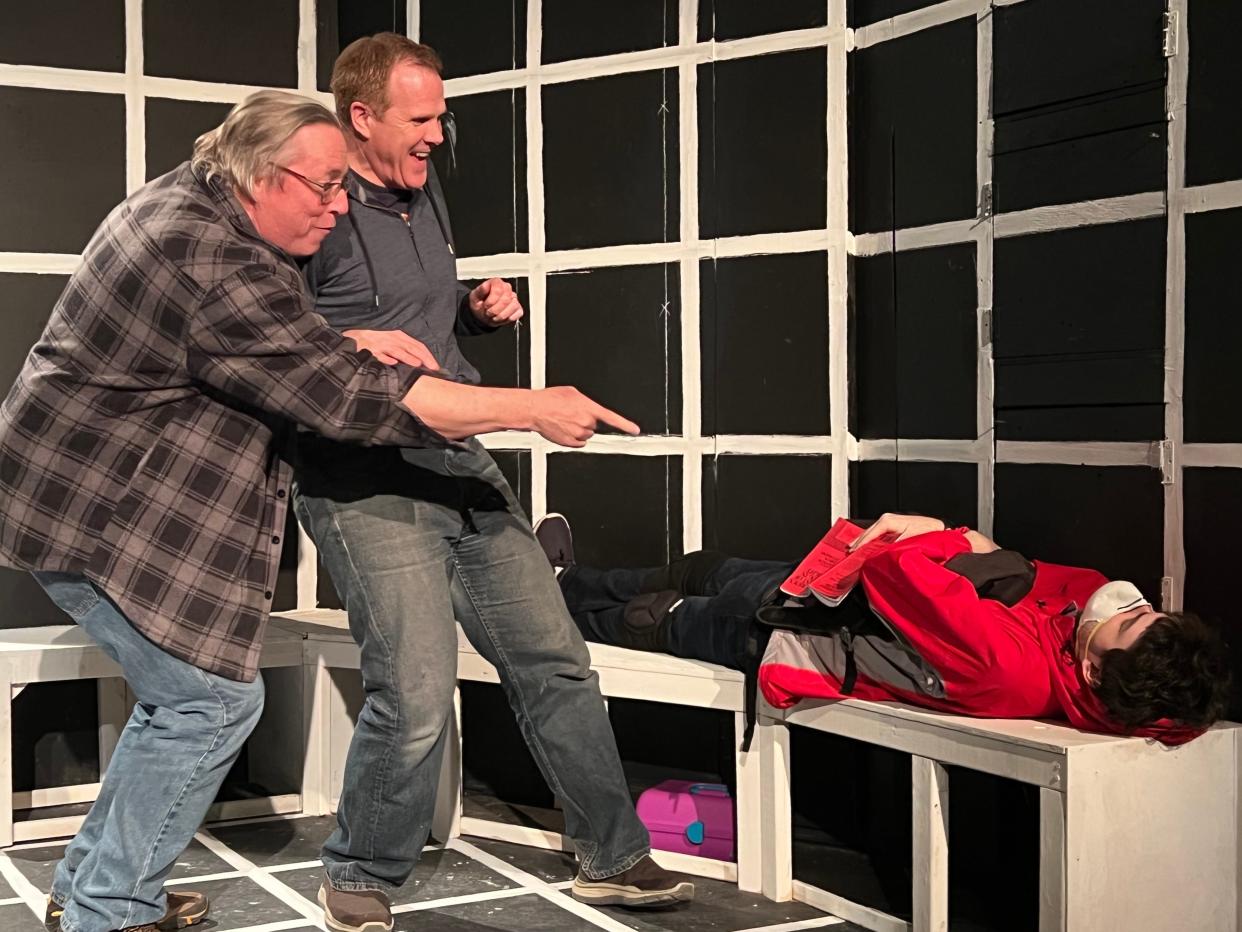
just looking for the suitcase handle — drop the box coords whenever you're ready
[688,783,730,797]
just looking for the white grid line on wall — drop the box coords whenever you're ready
[0,0,1237,603]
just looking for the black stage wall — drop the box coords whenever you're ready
[1,2,1239,928]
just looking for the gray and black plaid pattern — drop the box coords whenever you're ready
[0,163,439,681]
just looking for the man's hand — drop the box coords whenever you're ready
[849,512,947,551]
[469,278,524,326]
[342,330,440,370]
[530,386,639,447]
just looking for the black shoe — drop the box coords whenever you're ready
[533,513,575,569]
[571,855,695,908]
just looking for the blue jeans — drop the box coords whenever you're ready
[292,439,649,889]
[560,556,794,670]
[31,572,265,932]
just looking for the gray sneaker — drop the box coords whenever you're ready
[533,513,575,569]
[318,879,393,932]
[571,855,695,907]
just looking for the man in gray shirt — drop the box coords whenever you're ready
[296,34,694,932]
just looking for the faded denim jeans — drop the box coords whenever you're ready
[293,439,649,890]
[32,572,265,932]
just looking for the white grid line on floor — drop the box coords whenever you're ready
[0,815,843,932]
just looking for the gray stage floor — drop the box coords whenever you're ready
[0,814,862,932]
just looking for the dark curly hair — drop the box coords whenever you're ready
[1095,612,1232,730]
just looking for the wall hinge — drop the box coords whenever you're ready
[979,181,994,219]
[979,307,993,347]
[1162,11,1179,58]
[1155,439,1176,484]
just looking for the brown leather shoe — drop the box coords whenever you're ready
[45,890,209,932]
[571,854,695,907]
[318,878,393,932]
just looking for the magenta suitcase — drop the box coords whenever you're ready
[636,780,735,861]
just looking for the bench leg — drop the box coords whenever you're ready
[301,657,332,816]
[0,677,12,847]
[1039,787,1067,932]
[757,715,793,901]
[734,711,762,893]
[431,687,462,844]
[912,756,950,932]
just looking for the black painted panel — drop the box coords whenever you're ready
[851,244,977,440]
[993,0,1166,212]
[1185,209,1242,442]
[419,0,526,80]
[316,553,343,610]
[0,274,66,399]
[698,0,826,42]
[698,50,827,239]
[1183,467,1242,720]
[316,0,407,92]
[0,569,68,629]
[459,278,531,389]
[0,87,125,254]
[144,0,299,87]
[702,454,832,562]
[1,2,124,71]
[145,98,234,181]
[993,89,1166,213]
[993,0,1165,115]
[993,220,1165,441]
[546,264,681,435]
[462,681,553,806]
[849,18,976,234]
[543,70,679,250]
[1187,3,1242,187]
[434,90,528,257]
[13,682,99,792]
[993,464,1163,603]
[543,0,675,63]
[609,699,734,791]
[850,460,977,529]
[700,252,829,436]
[545,455,682,568]
[490,449,532,519]
[848,1,945,30]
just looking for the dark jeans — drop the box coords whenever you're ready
[559,555,794,671]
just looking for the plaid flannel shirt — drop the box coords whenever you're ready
[0,163,439,680]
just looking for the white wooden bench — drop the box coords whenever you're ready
[0,623,307,846]
[758,696,1242,932]
[271,608,770,892]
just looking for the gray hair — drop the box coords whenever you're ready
[191,90,341,198]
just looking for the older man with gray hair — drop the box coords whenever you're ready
[0,89,635,932]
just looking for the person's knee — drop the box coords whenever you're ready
[642,551,728,596]
[619,590,680,652]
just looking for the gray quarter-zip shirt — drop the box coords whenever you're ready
[294,165,495,489]
[304,165,492,386]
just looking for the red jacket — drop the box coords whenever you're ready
[759,529,1202,745]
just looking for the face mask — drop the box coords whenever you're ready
[1081,580,1150,627]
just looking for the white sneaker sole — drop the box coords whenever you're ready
[570,878,695,907]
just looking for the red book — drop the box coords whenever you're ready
[780,518,896,604]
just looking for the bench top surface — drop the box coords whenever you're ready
[272,609,745,683]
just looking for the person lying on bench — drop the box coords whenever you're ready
[534,513,1231,744]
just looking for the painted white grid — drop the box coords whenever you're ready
[0,815,840,932]
[0,0,1236,610]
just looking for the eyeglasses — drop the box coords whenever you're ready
[272,164,347,204]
